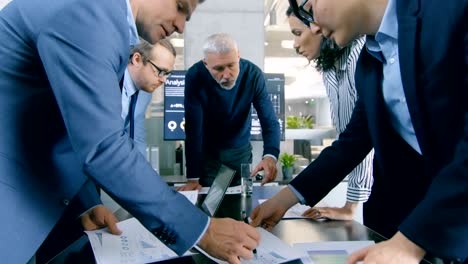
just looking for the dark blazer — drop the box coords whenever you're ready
[0,0,207,262]
[290,0,467,261]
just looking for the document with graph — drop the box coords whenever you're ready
[293,241,375,264]
[85,217,194,264]
[195,227,309,263]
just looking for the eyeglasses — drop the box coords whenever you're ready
[148,60,172,78]
[288,0,314,26]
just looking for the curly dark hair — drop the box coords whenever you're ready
[314,38,346,72]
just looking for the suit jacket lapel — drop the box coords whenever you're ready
[397,0,426,153]
[356,49,387,150]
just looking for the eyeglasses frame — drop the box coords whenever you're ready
[147,60,172,78]
[288,0,314,27]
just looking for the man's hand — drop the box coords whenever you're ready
[176,180,202,191]
[302,202,358,221]
[80,205,121,235]
[251,156,277,185]
[346,231,425,264]
[198,218,260,264]
[250,187,299,230]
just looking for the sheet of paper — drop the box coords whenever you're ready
[226,185,242,194]
[225,183,278,195]
[258,199,311,218]
[178,190,198,205]
[195,227,309,264]
[175,182,278,195]
[85,218,193,264]
[293,241,375,264]
[200,187,210,194]
[173,185,241,195]
[253,182,279,186]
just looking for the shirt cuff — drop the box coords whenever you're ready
[191,216,210,249]
[346,186,372,203]
[288,184,306,204]
[263,154,277,162]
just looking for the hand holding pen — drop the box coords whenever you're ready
[242,210,258,258]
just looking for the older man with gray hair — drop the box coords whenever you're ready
[178,33,280,191]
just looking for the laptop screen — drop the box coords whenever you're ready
[200,164,236,217]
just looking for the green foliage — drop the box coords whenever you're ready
[279,152,297,168]
[286,115,314,129]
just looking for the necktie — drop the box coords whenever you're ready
[129,91,139,139]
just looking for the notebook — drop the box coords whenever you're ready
[200,164,236,217]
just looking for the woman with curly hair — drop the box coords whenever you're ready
[286,6,374,222]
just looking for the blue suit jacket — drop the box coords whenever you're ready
[291,0,467,261]
[0,0,208,262]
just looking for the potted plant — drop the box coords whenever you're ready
[286,115,314,129]
[279,152,296,180]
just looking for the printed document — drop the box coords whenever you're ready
[178,190,198,204]
[195,227,309,263]
[293,241,375,264]
[86,218,194,264]
[176,183,278,195]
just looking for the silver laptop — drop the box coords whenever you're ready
[200,164,236,217]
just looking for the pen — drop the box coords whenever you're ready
[241,211,257,258]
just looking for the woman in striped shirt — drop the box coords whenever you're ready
[287,7,374,221]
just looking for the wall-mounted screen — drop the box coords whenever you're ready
[164,72,285,141]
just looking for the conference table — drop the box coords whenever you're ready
[48,185,389,264]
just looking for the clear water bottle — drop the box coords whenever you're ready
[241,163,253,196]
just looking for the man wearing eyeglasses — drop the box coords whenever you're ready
[122,39,174,155]
[252,0,467,263]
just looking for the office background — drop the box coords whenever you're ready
[0,0,355,221]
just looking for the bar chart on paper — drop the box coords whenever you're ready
[85,218,194,264]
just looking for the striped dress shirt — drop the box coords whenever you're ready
[322,36,374,203]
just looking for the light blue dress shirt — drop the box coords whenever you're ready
[122,0,149,155]
[125,0,139,46]
[366,0,421,154]
[121,69,153,155]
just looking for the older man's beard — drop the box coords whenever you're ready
[218,79,236,90]
[207,69,237,90]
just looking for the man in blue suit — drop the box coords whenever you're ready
[0,0,259,263]
[36,38,177,263]
[252,0,467,263]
